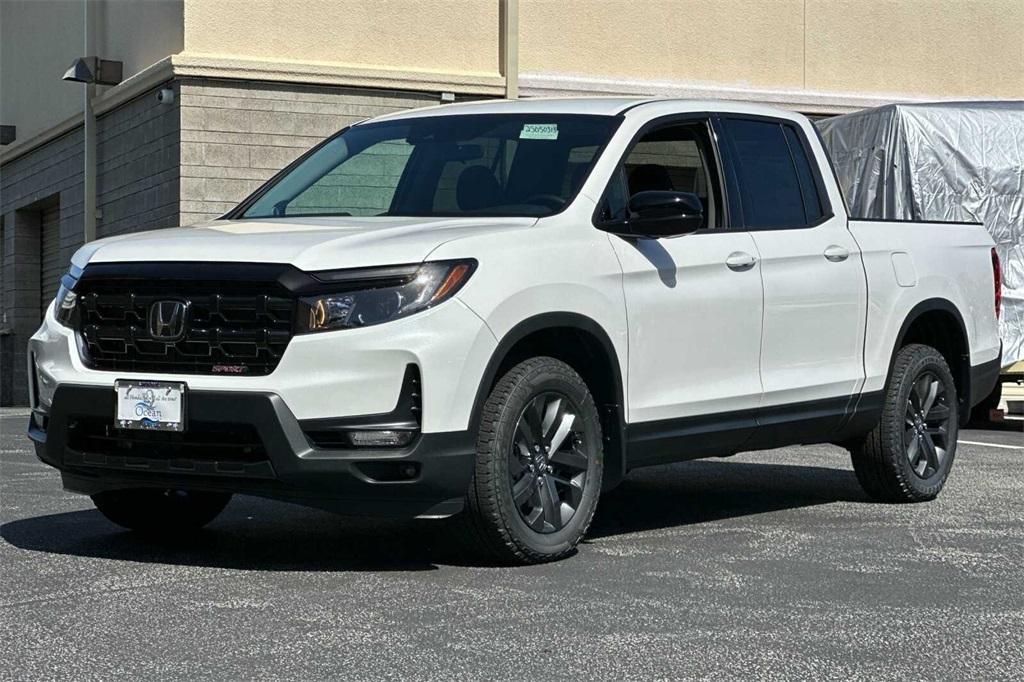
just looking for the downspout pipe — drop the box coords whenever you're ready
[502,0,519,99]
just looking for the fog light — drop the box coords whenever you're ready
[347,430,416,448]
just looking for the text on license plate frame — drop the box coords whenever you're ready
[114,380,187,432]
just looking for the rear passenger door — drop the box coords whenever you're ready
[717,116,866,439]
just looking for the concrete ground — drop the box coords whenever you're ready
[1,413,1022,681]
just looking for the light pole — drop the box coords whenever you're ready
[61,56,121,243]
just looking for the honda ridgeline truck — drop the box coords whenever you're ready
[28,99,1003,563]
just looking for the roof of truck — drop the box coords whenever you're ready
[364,96,800,123]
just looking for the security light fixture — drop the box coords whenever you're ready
[0,125,15,146]
[156,88,175,105]
[62,57,123,86]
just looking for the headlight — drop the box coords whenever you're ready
[53,273,79,328]
[297,259,477,333]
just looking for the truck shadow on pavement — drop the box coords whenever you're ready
[2,460,868,570]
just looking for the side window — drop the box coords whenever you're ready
[287,138,414,216]
[600,122,721,229]
[783,125,824,224]
[721,118,805,229]
[724,118,827,229]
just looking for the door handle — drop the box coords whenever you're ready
[824,245,850,262]
[725,251,757,271]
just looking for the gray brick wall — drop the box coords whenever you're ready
[177,80,438,224]
[0,127,84,405]
[0,127,85,291]
[96,81,181,238]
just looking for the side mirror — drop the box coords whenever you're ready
[624,191,704,238]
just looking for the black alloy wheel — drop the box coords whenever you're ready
[509,391,590,534]
[903,370,953,479]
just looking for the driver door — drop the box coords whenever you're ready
[598,118,765,464]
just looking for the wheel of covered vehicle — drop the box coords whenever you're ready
[850,343,959,502]
[91,488,232,534]
[463,356,603,564]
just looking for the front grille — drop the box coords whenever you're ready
[76,278,295,376]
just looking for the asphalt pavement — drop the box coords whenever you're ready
[2,413,1022,680]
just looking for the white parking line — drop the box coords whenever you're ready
[960,439,1024,450]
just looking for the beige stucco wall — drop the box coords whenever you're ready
[0,0,183,144]
[805,0,1024,98]
[521,0,807,89]
[182,0,501,78]
[520,0,1024,100]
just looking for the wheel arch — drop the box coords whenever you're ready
[470,312,627,490]
[890,298,971,425]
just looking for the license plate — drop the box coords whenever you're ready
[115,380,186,432]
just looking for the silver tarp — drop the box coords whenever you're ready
[817,102,1024,367]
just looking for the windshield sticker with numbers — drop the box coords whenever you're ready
[520,124,559,140]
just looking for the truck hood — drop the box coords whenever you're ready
[72,216,538,271]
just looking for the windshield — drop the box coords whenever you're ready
[238,114,620,219]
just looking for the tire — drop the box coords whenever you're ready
[462,357,604,564]
[92,488,232,534]
[850,343,959,502]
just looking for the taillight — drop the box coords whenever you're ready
[992,247,1002,319]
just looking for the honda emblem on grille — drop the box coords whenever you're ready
[148,300,190,341]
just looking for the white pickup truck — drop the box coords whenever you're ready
[28,98,1002,563]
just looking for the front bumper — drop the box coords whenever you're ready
[30,384,476,518]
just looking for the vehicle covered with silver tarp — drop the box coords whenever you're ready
[817,101,1024,369]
